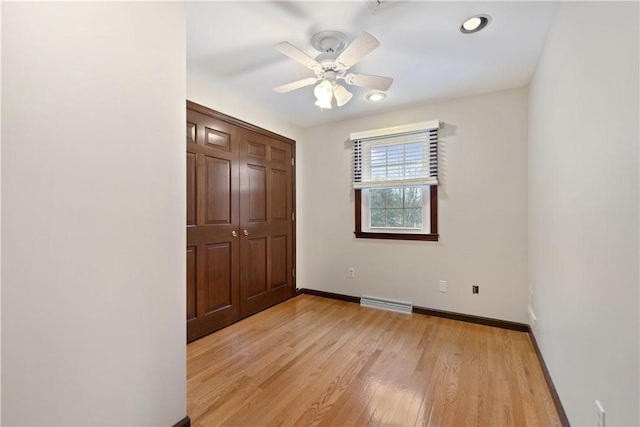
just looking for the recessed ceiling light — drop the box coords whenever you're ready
[366,92,386,102]
[460,14,491,34]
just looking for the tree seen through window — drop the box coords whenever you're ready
[369,187,423,228]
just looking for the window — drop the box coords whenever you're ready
[362,186,428,231]
[352,120,439,241]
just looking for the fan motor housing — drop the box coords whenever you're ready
[316,55,341,71]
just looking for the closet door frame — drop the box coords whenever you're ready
[186,100,296,342]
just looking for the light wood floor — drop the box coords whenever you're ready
[187,295,561,426]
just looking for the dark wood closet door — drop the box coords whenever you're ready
[186,109,241,342]
[239,130,294,317]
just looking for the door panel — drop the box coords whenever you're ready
[271,235,288,288]
[205,243,233,313]
[187,122,196,144]
[247,165,267,222]
[204,155,232,224]
[248,141,266,158]
[187,153,196,227]
[246,237,268,298]
[270,169,287,220]
[205,127,231,151]
[186,246,197,321]
[187,108,240,342]
[240,131,294,317]
[270,147,287,163]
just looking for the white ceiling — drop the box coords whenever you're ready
[187,1,557,128]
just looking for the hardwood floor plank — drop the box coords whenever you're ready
[187,295,562,426]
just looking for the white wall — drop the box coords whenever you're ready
[0,1,3,421]
[2,3,186,425]
[301,88,529,323]
[529,2,639,426]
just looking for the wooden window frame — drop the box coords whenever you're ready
[354,186,439,241]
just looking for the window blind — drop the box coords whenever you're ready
[352,121,439,189]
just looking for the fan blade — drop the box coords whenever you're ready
[336,32,380,68]
[333,84,353,107]
[273,77,319,94]
[345,73,393,91]
[275,41,321,71]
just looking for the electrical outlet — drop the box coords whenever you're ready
[348,267,355,279]
[439,280,448,293]
[595,400,605,427]
[472,285,479,294]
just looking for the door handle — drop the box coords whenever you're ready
[231,230,238,237]
[243,229,249,236]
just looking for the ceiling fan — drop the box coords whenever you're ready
[273,30,393,109]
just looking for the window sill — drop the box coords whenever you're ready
[354,231,439,241]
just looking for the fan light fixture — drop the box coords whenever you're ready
[366,92,386,102]
[314,80,334,109]
[313,80,357,109]
[460,14,491,34]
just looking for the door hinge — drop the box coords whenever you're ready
[291,157,295,166]
[292,212,295,222]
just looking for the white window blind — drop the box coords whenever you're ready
[352,120,439,189]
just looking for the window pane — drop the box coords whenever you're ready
[404,142,423,159]
[404,208,422,228]
[370,209,386,227]
[386,145,403,164]
[370,147,387,166]
[386,165,403,179]
[387,209,403,227]
[404,187,423,207]
[369,189,385,208]
[361,139,429,188]
[363,187,429,232]
[370,166,386,181]
[404,162,424,179]
[385,188,403,208]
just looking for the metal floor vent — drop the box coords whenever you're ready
[360,295,413,314]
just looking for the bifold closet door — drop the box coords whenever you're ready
[186,110,241,342]
[239,130,294,317]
